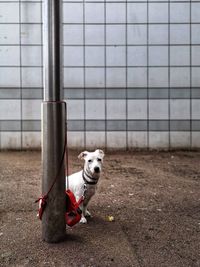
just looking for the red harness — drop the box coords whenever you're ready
[35,138,84,227]
[65,190,84,227]
[36,190,84,227]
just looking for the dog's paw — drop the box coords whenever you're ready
[85,210,92,218]
[80,217,87,224]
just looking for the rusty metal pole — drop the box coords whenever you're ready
[41,0,66,243]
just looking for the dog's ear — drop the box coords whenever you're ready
[96,149,105,159]
[78,151,88,160]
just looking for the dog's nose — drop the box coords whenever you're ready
[94,167,100,173]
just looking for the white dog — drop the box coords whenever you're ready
[67,149,104,224]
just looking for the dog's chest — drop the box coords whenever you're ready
[84,184,96,203]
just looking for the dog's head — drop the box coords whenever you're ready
[78,149,104,178]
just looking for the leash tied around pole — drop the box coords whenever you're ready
[35,102,84,226]
[35,135,67,220]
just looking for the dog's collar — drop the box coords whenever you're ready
[82,170,98,185]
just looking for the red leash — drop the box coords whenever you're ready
[65,132,85,227]
[36,131,85,226]
[35,136,67,220]
[36,100,84,226]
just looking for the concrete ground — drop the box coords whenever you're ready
[0,150,200,267]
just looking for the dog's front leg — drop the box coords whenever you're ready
[85,209,92,217]
[80,204,87,224]
[74,194,87,224]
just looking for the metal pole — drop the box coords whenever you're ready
[42,0,66,243]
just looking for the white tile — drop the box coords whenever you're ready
[127,3,147,23]
[170,68,190,87]
[149,67,168,87]
[149,100,169,120]
[128,100,147,120]
[85,68,105,88]
[192,25,200,44]
[0,68,20,87]
[67,100,84,120]
[128,67,147,87]
[21,24,42,45]
[21,2,41,23]
[1,132,21,150]
[149,25,168,44]
[149,3,168,23]
[128,25,147,45]
[63,25,83,45]
[149,46,168,66]
[22,68,42,87]
[170,132,190,148]
[0,100,21,120]
[170,3,190,23]
[106,25,126,45]
[21,46,42,66]
[149,132,169,149]
[22,132,41,149]
[192,100,200,120]
[106,3,126,23]
[170,99,190,120]
[170,46,190,66]
[85,25,104,45]
[192,46,200,66]
[67,132,84,149]
[86,99,105,120]
[192,3,200,23]
[64,68,84,87]
[63,3,83,23]
[107,132,126,150]
[0,46,20,66]
[107,100,126,120]
[192,67,200,87]
[128,46,147,66]
[128,131,147,149]
[22,100,41,120]
[0,25,19,45]
[106,46,126,66]
[85,46,104,67]
[0,3,19,23]
[85,3,104,23]
[192,132,200,148]
[106,68,126,88]
[86,132,105,149]
[170,25,190,44]
[64,46,83,67]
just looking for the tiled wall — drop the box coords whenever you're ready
[0,0,200,150]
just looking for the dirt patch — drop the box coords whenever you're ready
[1,150,200,267]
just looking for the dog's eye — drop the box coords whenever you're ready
[88,159,92,163]
[97,158,102,162]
